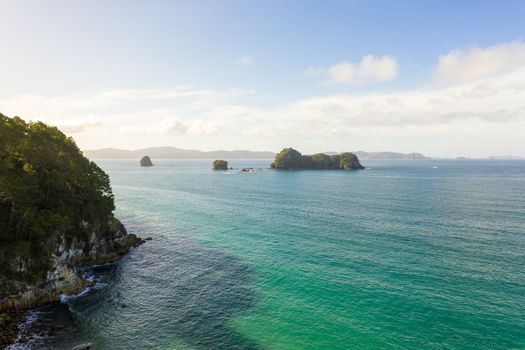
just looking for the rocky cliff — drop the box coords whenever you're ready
[0,217,142,312]
[0,217,142,347]
[0,114,144,346]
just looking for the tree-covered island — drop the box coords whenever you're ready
[271,148,364,170]
[213,159,229,170]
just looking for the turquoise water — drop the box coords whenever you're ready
[32,160,525,349]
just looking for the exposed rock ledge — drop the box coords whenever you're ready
[0,218,142,346]
[0,218,142,312]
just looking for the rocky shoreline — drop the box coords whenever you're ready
[0,218,143,349]
[0,309,26,348]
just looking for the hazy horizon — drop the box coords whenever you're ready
[1,0,525,158]
[82,145,524,160]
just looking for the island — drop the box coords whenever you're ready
[140,156,154,166]
[0,114,143,346]
[271,148,364,170]
[213,159,229,170]
[354,151,430,160]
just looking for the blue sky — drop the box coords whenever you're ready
[1,0,525,156]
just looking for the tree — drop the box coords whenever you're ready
[0,113,116,282]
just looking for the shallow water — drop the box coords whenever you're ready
[17,159,525,349]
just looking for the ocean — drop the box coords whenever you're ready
[10,159,525,349]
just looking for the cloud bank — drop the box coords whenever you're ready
[1,42,524,156]
[306,55,399,85]
[432,41,525,85]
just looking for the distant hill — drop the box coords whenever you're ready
[353,151,430,160]
[354,151,430,160]
[487,155,525,160]
[85,147,431,160]
[84,147,276,159]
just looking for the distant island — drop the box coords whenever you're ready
[271,148,364,170]
[85,147,275,159]
[140,156,154,166]
[213,160,229,170]
[487,155,525,160]
[353,151,430,160]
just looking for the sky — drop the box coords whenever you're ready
[1,0,525,157]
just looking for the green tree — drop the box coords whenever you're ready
[0,113,116,282]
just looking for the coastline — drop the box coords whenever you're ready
[0,257,140,349]
[0,309,26,348]
[0,278,97,349]
[0,220,144,349]
[0,280,95,349]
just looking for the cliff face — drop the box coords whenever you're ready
[0,115,143,312]
[0,217,142,312]
[0,114,144,347]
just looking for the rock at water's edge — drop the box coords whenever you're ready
[0,218,143,313]
[0,217,143,347]
[140,156,154,166]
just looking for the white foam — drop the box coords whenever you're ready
[60,285,93,303]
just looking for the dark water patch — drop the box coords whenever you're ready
[35,227,260,350]
[6,303,89,350]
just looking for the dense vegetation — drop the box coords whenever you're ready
[0,113,115,282]
[213,159,229,170]
[271,148,364,170]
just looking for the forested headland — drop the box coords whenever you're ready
[0,113,141,316]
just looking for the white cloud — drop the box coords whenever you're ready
[153,117,189,135]
[432,41,525,85]
[321,55,399,85]
[236,55,253,67]
[3,66,525,140]
[156,118,222,136]
[0,87,247,118]
[244,120,348,138]
[55,115,102,133]
[187,121,222,136]
[288,73,525,127]
[118,117,222,137]
[327,55,398,85]
[3,64,525,149]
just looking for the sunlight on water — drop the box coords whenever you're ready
[36,159,525,349]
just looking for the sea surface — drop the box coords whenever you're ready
[10,159,525,349]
